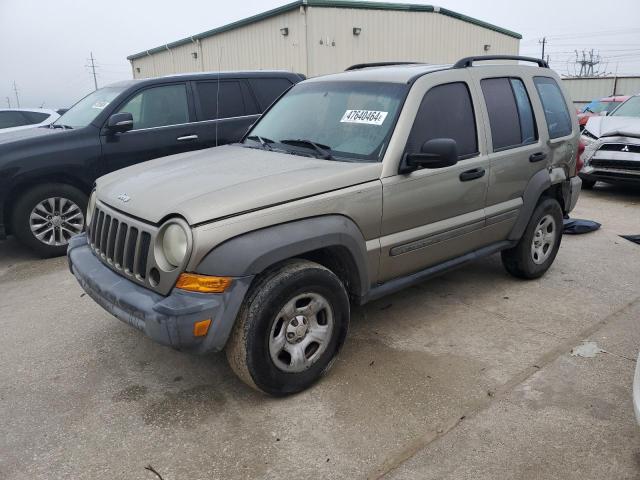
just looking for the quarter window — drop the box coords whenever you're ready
[249,78,293,110]
[481,77,537,151]
[406,82,478,159]
[534,77,572,139]
[116,84,189,130]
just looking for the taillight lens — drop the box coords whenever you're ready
[576,140,585,172]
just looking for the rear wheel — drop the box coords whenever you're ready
[12,183,87,257]
[501,197,563,279]
[226,259,350,396]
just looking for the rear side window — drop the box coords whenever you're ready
[406,82,478,158]
[117,84,189,130]
[196,80,247,120]
[481,78,537,151]
[249,78,293,111]
[534,77,572,139]
[0,111,30,128]
[22,111,50,124]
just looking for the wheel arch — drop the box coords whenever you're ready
[194,215,370,302]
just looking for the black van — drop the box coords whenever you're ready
[0,71,304,256]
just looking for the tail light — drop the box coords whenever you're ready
[576,140,585,172]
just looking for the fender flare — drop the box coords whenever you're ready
[195,215,370,298]
[508,169,551,241]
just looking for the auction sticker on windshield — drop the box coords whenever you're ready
[340,110,388,125]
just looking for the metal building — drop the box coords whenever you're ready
[561,76,640,108]
[127,0,521,79]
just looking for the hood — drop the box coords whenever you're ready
[584,115,640,139]
[96,145,382,225]
[0,125,62,144]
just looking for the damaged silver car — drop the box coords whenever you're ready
[580,94,640,188]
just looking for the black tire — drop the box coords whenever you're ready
[11,183,88,258]
[501,197,563,280]
[581,178,596,190]
[226,259,350,396]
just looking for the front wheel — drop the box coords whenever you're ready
[11,183,87,258]
[226,259,350,396]
[501,197,563,279]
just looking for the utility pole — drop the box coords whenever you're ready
[5,97,11,108]
[88,52,98,90]
[12,81,20,108]
[539,37,546,61]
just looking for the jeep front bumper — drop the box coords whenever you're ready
[67,234,252,354]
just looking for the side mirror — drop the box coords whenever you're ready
[106,112,134,134]
[401,138,459,173]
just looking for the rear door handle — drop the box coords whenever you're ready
[529,152,547,162]
[177,134,198,141]
[459,168,485,182]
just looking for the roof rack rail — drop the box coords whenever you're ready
[345,61,421,71]
[453,55,549,69]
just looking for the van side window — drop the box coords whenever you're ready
[534,76,572,139]
[196,80,246,120]
[406,82,478,159]
[117,84,189,130]
[481,77,537,151]
[248,78,293,110]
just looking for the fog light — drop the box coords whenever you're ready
[176,273,232,293]
[193,319,211,337]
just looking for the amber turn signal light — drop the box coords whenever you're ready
[193,319,212,337]
[176,273,232,293]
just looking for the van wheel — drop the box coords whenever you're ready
[12,184,87,258]
[501,198,563,279]
[226,259,350,396]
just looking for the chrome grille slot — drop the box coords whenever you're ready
[124,227,139,274]
[137,232,151,279]
[106,219,118,261]
[114,223,127,267]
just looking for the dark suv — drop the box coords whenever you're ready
[0,71,304,256]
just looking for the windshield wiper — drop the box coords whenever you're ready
[246,135,274,151]
[279,139,334,160]
[50,124,73,130]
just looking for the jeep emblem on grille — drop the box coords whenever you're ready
[621,145,630,152]
[117,193,131,203]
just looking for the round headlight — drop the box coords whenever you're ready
[162,223,188,267]
[86,190,97,227]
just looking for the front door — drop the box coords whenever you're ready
[100,82,199,173]
[379,74,490,282]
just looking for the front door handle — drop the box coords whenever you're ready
[459,168,485,182]
[529,152,547,162]
[177,134,198,141]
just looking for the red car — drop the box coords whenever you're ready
[577,95,630,129]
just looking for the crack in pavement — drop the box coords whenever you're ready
[368,294,640,480]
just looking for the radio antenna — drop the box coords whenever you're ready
[215,46,222,147]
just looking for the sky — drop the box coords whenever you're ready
[1,0,640,109]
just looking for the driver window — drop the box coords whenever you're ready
[117,84,189,130]
[406,82,478,159]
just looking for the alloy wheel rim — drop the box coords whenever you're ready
[531,214,556,265]
[29,197,84,246]
[268,292,334,373]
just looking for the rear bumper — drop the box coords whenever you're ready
[67,234,252,353]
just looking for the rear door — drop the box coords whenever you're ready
[190,79,261,148]
[100,82,198,173]
[379,71,490,282]
[469,69,548,240]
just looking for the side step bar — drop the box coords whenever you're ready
[361,241,515,304]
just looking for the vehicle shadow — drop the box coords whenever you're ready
[590,182,640,200]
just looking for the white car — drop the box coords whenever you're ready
[0,108,60,134]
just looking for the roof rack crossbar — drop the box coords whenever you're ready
[453,55,549,69]
[345,61,422,71]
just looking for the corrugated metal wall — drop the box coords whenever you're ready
[130,6,519,79]
[562,77,640,107]
[305,7,518,76]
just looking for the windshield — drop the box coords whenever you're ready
[54,86,127,128]
[583,100,619,114]
[610,96,640,118]
[245,81,407,162]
